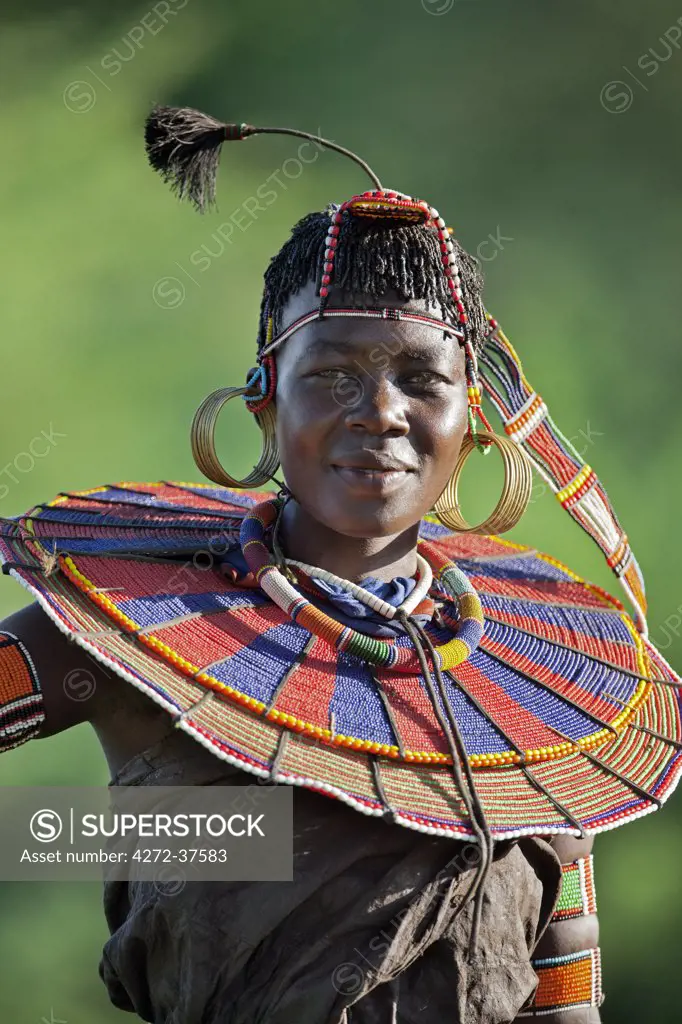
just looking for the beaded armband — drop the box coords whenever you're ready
[0,630,44,752]
[520,948,603,1017]
[553,854,598,922]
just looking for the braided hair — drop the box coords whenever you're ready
[256,209,487,355]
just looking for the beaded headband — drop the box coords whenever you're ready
[144,104,649,634]
[258,306,465,359]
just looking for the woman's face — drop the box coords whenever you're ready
[263,280,468,539]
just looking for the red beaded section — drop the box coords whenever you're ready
[344,191,432,223]
[0,631,44,752]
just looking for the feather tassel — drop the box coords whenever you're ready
[144,105,254,212]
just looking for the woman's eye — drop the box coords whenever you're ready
[406,372,443,385]
[315,368,351,378]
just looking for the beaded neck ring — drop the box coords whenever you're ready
[283,553,434,621]
[239,495,485,671]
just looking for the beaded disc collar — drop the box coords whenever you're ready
[2,480,680,842]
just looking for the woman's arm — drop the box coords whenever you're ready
[0,601,111,750]
[516,833,602,1023]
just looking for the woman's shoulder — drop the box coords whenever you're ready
[0,477,264,576]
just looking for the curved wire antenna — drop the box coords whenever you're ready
[253,126,383,190]
[144,105,384,211]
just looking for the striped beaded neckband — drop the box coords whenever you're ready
[283,552,433,620]
[239,496,484,672]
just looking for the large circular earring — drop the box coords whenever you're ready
[431,430,533,535]
[190,386,280,489]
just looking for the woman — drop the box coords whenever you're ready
[0,106,679,1023]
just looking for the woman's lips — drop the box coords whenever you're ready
[331,465,413,493]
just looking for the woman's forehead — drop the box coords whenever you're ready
[275,320,463,374]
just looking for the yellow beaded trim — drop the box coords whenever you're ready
[556,464,594,505]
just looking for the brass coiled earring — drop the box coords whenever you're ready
[190,386,280,489]
[432,430,533,535]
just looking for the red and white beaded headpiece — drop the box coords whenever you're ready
[253,188,493,446]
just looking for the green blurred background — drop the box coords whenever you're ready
[1,0,681,1019]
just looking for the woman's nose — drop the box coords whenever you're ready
[338,371,409,434]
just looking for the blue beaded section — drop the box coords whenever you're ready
[330,654,395,745]
[118,589,269,628]
[468,648,599,739]
[207,621,315,705]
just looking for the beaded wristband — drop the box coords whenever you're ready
[0,630,44,752]
[519,947,603,1017]
[552,854,598,922]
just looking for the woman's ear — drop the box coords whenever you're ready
[244,366,260,393]
[243,363,277,411]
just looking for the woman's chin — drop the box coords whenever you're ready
[317,485,426,537]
